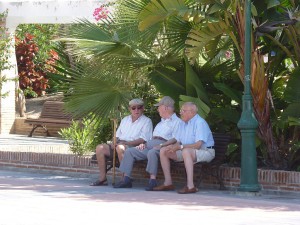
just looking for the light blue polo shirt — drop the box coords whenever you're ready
[174,114,214,148]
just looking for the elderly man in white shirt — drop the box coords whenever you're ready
[153,102,215,194]
[114,96,181,190]
[90,98,153,186]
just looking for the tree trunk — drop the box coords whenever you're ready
[253,96,283,169]
[251,53,283,169]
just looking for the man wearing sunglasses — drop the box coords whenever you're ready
[90,98,153,186]
[114,96,181,190]
[152,102,215,194]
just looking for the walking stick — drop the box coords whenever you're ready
[111,118,118,185]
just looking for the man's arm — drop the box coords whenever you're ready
[159,138,177,148]
[165,140,203,153]
[118,138,145,147]
[180,140,202,150]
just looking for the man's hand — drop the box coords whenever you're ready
[165,144,178,153]
[136,143,146,151]
[153,145,161,150]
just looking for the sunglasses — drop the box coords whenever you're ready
[131,105,143,110]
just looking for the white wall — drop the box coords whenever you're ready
[0,0,104,134]
[2,0,102,27]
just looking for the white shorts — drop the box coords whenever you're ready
[176,147,215,163]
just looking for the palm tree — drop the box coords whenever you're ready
[55,0,232,120]
[55,0,300,168]
[137,0,300,168]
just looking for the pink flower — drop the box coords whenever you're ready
[93,6,109,21]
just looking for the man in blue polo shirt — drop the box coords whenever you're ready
[153,102,215,194]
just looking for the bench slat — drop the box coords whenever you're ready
[25,101,76,137]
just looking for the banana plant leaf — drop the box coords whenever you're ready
[179,95,210,119]
[283,67,300,103]
[184,56,210,104]
[148,67,185,104]
[281,103,300,122]
[213,82,242,106]
[288,117,300,127]
[211,107,240,124]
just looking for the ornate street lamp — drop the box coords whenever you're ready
[237,0,260,192]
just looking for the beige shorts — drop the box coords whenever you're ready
[176,147,215,163]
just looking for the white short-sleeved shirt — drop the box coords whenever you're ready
[174,114,214,148]
[152,113,181,140]
[116,114,153,142]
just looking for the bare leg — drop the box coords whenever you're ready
[95,143,111,181]
[116,144,126,162]
[182,149,196,189]
[159,148,175,186]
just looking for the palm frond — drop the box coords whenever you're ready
[164,17,193,54]
[138,0,188,31]
[64,67,133,121]
[185,22,226,63]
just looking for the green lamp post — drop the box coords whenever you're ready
[237,0,260,192]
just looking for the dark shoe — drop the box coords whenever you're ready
[145,179,157,191]
[153,184,175,191]
[89,179,108,186]
[177,186,198,194]
[113,176,132,188]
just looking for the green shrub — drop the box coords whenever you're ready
[59,116,113,155]
[23,87,38,98]
[59,118,96,155]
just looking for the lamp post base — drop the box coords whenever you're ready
[238,184,261,192]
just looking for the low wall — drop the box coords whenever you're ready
[0,150,299,194]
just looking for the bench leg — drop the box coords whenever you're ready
[90,153,120,174]
[196,166,226,190]
[106,165,113,173]
[28,125,40,137]
[44,126,50,136]
[195,165,204,188]
[28,125,50,137]
[217,171,226,190]
[208,167,226,190]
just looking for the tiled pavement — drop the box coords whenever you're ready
[0,134,68,146]
[0,134,300,225]
[0,168,300,225]
[0,134,69,153]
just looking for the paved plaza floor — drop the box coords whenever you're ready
[0,168,300,225]
[0,134,69,153]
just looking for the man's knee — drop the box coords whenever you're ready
[116,147,125,155]
[182,149,189,157]
[123,148,135,158]
[96,144,110,156]
[182,148,194,160]
[147,149,158,159]
[160,148,168,157]
[116,144,126,153]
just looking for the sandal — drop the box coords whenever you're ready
[90,179,108,186]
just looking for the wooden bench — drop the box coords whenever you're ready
[25,101,74,137]
[91,133,231,189]
[191,133,231,190]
